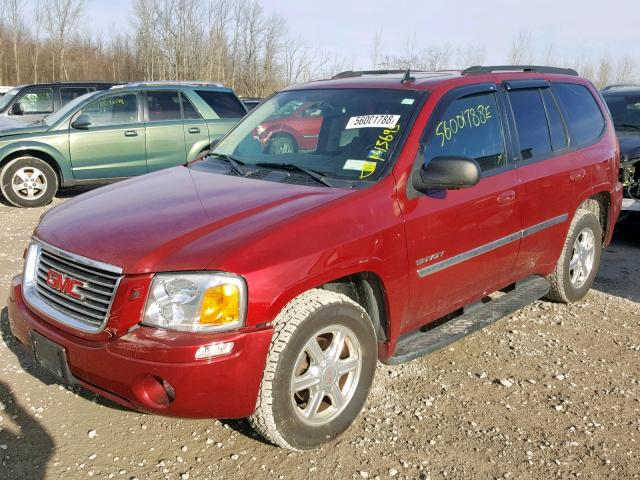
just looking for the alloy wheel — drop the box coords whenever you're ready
[290,325,362,426]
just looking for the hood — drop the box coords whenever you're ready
[617,130,640,164]
[0,119,49,137]
[34,164,352,274]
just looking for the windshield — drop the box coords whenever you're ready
[0,88,19,112]
[604,94,640,130]
[43,91,96,126]
[211,88,421,186]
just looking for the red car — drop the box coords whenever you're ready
[9,66,622,450]
[253,101,324,153]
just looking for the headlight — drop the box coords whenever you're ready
[142,273,246,332]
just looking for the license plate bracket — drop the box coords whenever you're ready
[30,331,75,384]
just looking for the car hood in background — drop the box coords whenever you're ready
[617,130,640,164]
[0,119,49,137]
[34,164,352,274]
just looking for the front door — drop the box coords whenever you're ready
[402,85,522,333]
[69,92,146,179]
[144,90,188,172]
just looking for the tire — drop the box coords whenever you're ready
[267,134,298,155]
[0,156,58,208]
[249,289,377,450]
[546,209,602,303]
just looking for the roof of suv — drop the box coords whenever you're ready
[285,65,585,92]
[601,84,640,95]
[13,81,118,89]
[115,81,230,91]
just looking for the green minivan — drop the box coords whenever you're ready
[0,82,246,207]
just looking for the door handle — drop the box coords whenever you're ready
[124,130,138,137]
[188,127,200,134]
[570,168,586,183]
[497,190,516,205]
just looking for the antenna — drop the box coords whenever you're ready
[401,69,415,84]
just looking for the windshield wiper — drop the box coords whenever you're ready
[205,152,248,176]
[615,123,640,131]
[255,162,332,187]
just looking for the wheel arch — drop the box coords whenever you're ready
[266,268,391,349]
[318,272,389,344]
[0,146,66,185]
[579,191,611,245]
[265,126,300,145]
[186,139,211,162]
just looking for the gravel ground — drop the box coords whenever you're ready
[0,190,638,480]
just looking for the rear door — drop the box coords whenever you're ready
[69,91,146,179]
[192,89,246,144]
[144,90,188,172]
[403,84,522,333]
[506,81,601,275]
[180,92,210,161]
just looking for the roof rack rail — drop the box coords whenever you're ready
[462,65,579,76]
[602,83,640,91]
[121,80,225,88]
[332,69,422,79]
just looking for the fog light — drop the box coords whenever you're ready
[195,341,234,359]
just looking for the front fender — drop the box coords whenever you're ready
[0,140,72,184]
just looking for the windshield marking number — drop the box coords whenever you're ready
[346,114,400,130]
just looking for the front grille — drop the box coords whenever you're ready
[33,244,121,330]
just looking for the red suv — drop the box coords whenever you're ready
[8,66,622,450]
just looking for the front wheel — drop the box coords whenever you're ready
[546,209,602,303]
[266,134,298,155]
[249,289,377,450]
[0,156,58,208]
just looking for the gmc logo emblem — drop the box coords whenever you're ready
[46,269,85,300]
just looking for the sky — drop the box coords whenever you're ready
[86,0,639,70]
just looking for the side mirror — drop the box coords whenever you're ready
[71,114,92,130]
[413,156,481,192]
[10,102,24,115]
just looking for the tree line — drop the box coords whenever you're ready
[0,0,350,97]
[372,30,638,89]
[0,1,637,96]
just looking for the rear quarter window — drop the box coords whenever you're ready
[195,90,246,118]
[552,83,605,147]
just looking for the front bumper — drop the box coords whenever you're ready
[8,275,273,419]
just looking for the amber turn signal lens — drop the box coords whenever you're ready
[199,284,240,325]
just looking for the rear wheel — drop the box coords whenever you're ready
[249,289,377,450]
[0,156,58,208]
[546,209,602,303]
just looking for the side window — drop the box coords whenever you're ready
[81,93,138,126]
[426,92,506,173]
[60,87,90,106]
[146,91,182,121]
[509,89,552,160]
[300,102,323,117]
[194,90,246,118]
[541,89,568,151]
[180,93,201,120]
[552,83,605,146]
[17,88,53,114]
